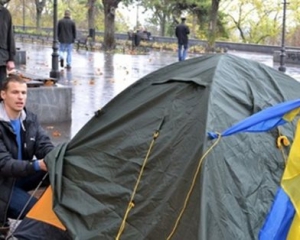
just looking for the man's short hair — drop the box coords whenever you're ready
[65,10,71,16]
[1,75,27,91]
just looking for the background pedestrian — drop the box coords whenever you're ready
[175,16,190,61]
[58,10,76,70]
[0,5,16,86]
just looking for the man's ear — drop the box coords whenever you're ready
[0,90,5,100]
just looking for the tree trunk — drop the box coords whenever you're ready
[102,0,121,50]
[160,13,166,37]
[88,0,96,41]
[192,14,196,38]
[36,11,42,29]
[207,0,220,52]
[35,0,46,30]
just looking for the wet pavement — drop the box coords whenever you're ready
[15,42,300,145]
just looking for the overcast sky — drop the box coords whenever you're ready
[118,3,148,29]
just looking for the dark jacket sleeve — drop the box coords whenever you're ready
[34,124,54,160]
[7,10,16,62]
[186,26,190,35]
[57,20,61,41]
[0,113,53,177]
[73,22,76,42]
[0,135,36,178]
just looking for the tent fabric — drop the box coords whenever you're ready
[13,186,70,240]
[26,186,65,230]
[259,119,300,239]
[259,187,295,240]
[18,54,300,239]
[13,217,72,240]
[208,99,300,138]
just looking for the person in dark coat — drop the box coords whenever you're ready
[0,5,16,86]
[0,75,54,237]
[57,10,76,69]
[175,16,190,61]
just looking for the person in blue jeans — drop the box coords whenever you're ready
[175,16,190,61]
[0,75,54,237]
[58,10,77,69]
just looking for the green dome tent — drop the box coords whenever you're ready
[14,54,300,240]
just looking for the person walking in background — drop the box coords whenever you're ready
[0,5,16,86]
[175,16,190,61]
[58,10,76,70]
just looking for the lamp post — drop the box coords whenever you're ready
[278,0,287,72]
[50,0,60,78]
[22,0,25,31]
[136,3,139,29]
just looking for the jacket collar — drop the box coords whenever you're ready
[0,102,26,123]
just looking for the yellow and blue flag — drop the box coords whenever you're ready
[259,120,300,239]
[208,99,300,239]
[208,99,300,139]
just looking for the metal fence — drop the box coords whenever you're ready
[13,25,300,54]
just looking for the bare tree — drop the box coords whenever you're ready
[207,0,220,51]
[88,0,96,40]
[102,0,122,50]
[35,0,46,29]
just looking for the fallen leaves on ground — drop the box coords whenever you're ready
[95,68,103,75]
[44,80,54,86]
[52,130,61,137]
[89,79,95,85]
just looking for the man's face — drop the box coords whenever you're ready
[1,82,27,113]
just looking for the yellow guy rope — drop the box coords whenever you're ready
[115,130,160,240]
[276,128,290,164]
[166,133,222,240]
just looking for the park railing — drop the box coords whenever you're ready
[13,25,300,54]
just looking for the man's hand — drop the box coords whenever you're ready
[6,61,15,71]
[38,159,48,171]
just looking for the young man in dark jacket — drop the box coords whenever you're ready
[0,5,16,86]
[175,16,190,61]
[58,10,76,69]
[0,75,54,236]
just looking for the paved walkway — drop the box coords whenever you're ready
[16,42,300,145]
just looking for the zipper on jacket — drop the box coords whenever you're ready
[21,124,27,159]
